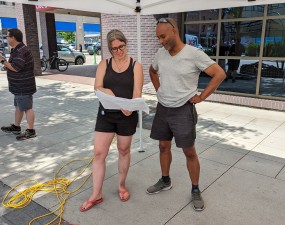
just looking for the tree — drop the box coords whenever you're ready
[57,31,75,44]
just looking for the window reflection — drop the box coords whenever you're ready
[263,19,285,57]
[184,7,285,99]
[185,10,218,21]
[221,20,262,56]
[259,60,285,97]
[268,4,285,16]
[199,60,258,94]
[222,6,264,19]
[185,23,217,56]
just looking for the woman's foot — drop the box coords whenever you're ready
[119,188,130,202]
[80,196,103,212]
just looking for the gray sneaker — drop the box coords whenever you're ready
[16,129,37,141]
[146,178,172,194]
[191,189,204,211]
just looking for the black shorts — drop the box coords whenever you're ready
[95,107,138,136]
[150,102,198,148]
[228,59,240,71]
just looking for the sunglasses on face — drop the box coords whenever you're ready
[111,44,126,53]
[156,18,174,28]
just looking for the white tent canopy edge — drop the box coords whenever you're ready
[4,0,285,15]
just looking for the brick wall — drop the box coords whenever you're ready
[207,94,285,111]
[101,14,160,84]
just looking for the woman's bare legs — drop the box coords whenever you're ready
[80,132,115,210]
[117,135,132,199]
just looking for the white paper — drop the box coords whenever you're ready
[95,90,149,114]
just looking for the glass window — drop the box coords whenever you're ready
[221,20,262,57]
[60,46,70,52]
[185,10,218,22]
[222,6,264,19]
[199,60,258,94]
[268,4,285,16]
[263,19,285,57]
[214,60,259,94]
[185,23,217,56]
[259,60,285,97]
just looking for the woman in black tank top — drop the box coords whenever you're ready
[80,29,143,212]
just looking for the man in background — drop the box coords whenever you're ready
[0,28,37,140]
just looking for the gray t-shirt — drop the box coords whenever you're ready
[152,45,215,107]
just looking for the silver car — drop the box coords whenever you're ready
[40,44,86,65]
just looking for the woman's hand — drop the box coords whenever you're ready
[121,109,133,116]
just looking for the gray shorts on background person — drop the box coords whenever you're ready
[14,95,33,112]
[150,102,198,148]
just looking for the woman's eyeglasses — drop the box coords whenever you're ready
[111,44,126,53]
[156,18,174,28]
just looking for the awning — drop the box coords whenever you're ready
[0,17,17,29]
[83,23,100,33]
[55,21,76,32]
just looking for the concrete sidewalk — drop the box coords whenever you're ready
[1,72,285,225]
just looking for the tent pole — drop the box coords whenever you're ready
[136,1,144,152]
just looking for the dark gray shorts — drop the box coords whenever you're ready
[150,102,198,148]
[14,95,33,112]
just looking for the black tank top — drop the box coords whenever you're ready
[103,57,136,99]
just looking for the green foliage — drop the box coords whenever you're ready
[204,49,214,56]
[57,32,75,44]
[246,43,260,56]
[263,42,285,57]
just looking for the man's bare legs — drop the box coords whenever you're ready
[15,107,35,129]
[146,140,173,194]
[15,106,24,127]
[25,108,35,129]
[80,132,115,210]
[159,140,172,176]
[158,142,200,184]
[183,145,200,185]
[183,145,204,211]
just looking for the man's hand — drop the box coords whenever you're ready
[121,109,133,116]
[0,56,4,62]
[189,94,203,104]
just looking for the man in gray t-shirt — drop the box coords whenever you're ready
[146,18,226,211]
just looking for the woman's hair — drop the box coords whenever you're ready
[106,29,127,53]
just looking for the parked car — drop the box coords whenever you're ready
[87,42,101,55]
[68,43,76,51]
[40,44,86,65]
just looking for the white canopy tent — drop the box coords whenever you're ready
[5,0,285,151]
[4,0,285,15]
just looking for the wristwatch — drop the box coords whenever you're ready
[1,59,6,64]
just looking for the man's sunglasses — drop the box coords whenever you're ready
[156,18,174,28]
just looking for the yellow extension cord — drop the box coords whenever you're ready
[2,157,93,225]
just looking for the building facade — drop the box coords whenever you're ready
[1,1,284,110]
[101,4,285,110]
[0,2,100,50]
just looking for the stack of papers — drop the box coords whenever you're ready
[95,90,150,114]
